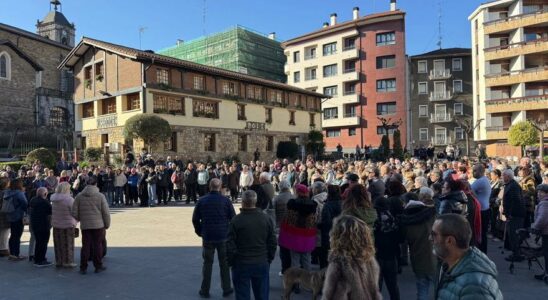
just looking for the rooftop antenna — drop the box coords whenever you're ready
[437,0,443,49]
[139,26,147,50]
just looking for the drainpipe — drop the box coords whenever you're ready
[358,28,364,149]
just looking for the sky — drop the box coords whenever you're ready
[1,0,483,55]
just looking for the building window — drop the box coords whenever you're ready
[305,67,317,80]
[247,86,263,100]
[95,61,104,81]
[323,64,338,77]
[125,93,140,111]
[204,133,216,152]
[222,82,238,96]
[453,80,463,93]
[265,108,273,123]
[376,55,396,69]
[293,51,300,63]
[344,60,356,73]
[289,111,296,125]
[193,76,204,90]
[270,90,283,103]
[452,58,462,71]
[349,128,357,136]
[156,68,169,85]
[326,129,341,137]
[418,105,428,117]
[237,104,246,120]
[305,47,316,60]
[323,107,338,120]
[418,82,428,94]
[153,94,184,115]
[376,32,396,46]
[294,71,300,83]
[102,98,116,115]
[238,135,247,152]
[344,38,356,50]
[164,132,177,152]
[454,103,463,115]
[84,66,92,88]
[377,126,396,135]
[377,102,397,115]
[0,52,10,80]
[345,105,356,117]
[309,113,316,127]
[377,79,396,92]
[82,102,94,118]
[455,127,464,140]
[418,60,427,73]
[193,100,218,118]
[49,107,68,128]
[323,42,337,56]
[419,128,429,141]
[266,136,274,151]
[323,85,338,97]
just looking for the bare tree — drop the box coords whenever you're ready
[455,117,484,156]
[530,118,548,161]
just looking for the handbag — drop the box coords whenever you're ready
[74,227,80,238]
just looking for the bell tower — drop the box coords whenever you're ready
[36,0,76,47]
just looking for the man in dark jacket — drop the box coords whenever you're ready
[192,179,236,298]
[502,169,526,261]
[433,214,502,300]
[227,166,240,203]
[156,165,170,205]
[227,190,277,300]
[185,163,198,204]
[29,187,53,267]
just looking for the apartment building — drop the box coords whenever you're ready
[282,3,406,153]
[409,48,474,153]
[469,0,548,157]
[59,37,324,162]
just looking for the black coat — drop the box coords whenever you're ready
[503,180,525,218]
[319,199,341,248]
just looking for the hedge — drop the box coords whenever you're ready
[0,161,28,171]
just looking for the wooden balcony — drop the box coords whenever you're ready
[484,10,548,35]
[485,38,548,61]
[485,67,548,87]
[485,94,548,113]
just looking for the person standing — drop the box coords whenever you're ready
[156,165,170,205]
[471,163,491,253]
[197,164,210,198]
[0,177,11,257]
[227,166,240,203]
[72,176,111,274]
[239,165,253,192]
[192,179,236,298]
[113,169,127,207]
[146,167,158,207]
[51,182,78,268]
[227,190,277,300]
[185,163,198,204]
[29,187,53,267]
[532,184,548,281]
[272,180,294,274]
[4,179,28,261]
[127,168,140,206]
[171,166,185,202]
[433,214,502,299]
[502,169,526,262]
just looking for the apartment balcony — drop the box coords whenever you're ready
[429,91,453,101]
[429,69,452,80]
[430,113,453,123]
[340,47,360,60]
[485,94,548,113]
[484,9,548,35]
[342,69,359,82]
[485,66,548,87]
[484,37,548,61]
[321,114,360,128]
[431,136,453,146]
[339,91,360,105]
[486,126,510,140]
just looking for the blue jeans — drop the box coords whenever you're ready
[416,274,433,300]
[232,263,269,300]
[103,189,114,206]
[114,187,124,205]
[148,184,157,206]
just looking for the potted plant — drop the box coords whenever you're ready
[95,74,104,82]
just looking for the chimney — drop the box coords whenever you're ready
[322,22,329,28]
[353,7,360,20]
[330,13,337,26]
[268,32,276,40]
[176,39,184,46]
[390,0,397,11]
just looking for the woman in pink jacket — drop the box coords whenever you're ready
[50,182,78,268]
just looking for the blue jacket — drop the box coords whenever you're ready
[3,190,28,222]
[127,174,140,187]
[436,247,503,300]
[192,191,236,242]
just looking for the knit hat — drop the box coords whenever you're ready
[295,184,309,197]
[537,184,548,193]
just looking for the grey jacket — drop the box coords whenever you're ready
[72,185,111,230]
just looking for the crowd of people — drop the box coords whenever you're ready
[1,149,548,299]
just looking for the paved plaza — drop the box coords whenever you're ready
[1,203,547,300]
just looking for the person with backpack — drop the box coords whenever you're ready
[2,179,28,261]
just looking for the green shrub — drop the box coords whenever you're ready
[84,147,103,162]
[79,161,90,168]
[0,161,28,171]
[26,148,56,169]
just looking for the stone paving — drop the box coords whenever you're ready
[1,202,547,299]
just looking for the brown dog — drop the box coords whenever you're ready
[282,267,326,300]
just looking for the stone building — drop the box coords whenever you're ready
[59,37,325,162]
[0,0,74,152]
[408,48,474,155]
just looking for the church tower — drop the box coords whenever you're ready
[36,0,75,47]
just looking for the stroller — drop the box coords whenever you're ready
[507,228,544,279]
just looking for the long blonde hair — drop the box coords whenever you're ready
[329,215,375,262]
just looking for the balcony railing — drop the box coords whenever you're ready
[429,91,453,101]
[305,75,317,81]
[486,126,510,131]
[429,69,452,80]
[484,9,548,34]
[344,68,356,74]
[484,8,548,26]
[344,112,357,118]
[431,136,452,146]
[304,54,316,60]
[343,90,356,96]
[430,113,453,123]
[485,66,548,86]
[343,45,356,51]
